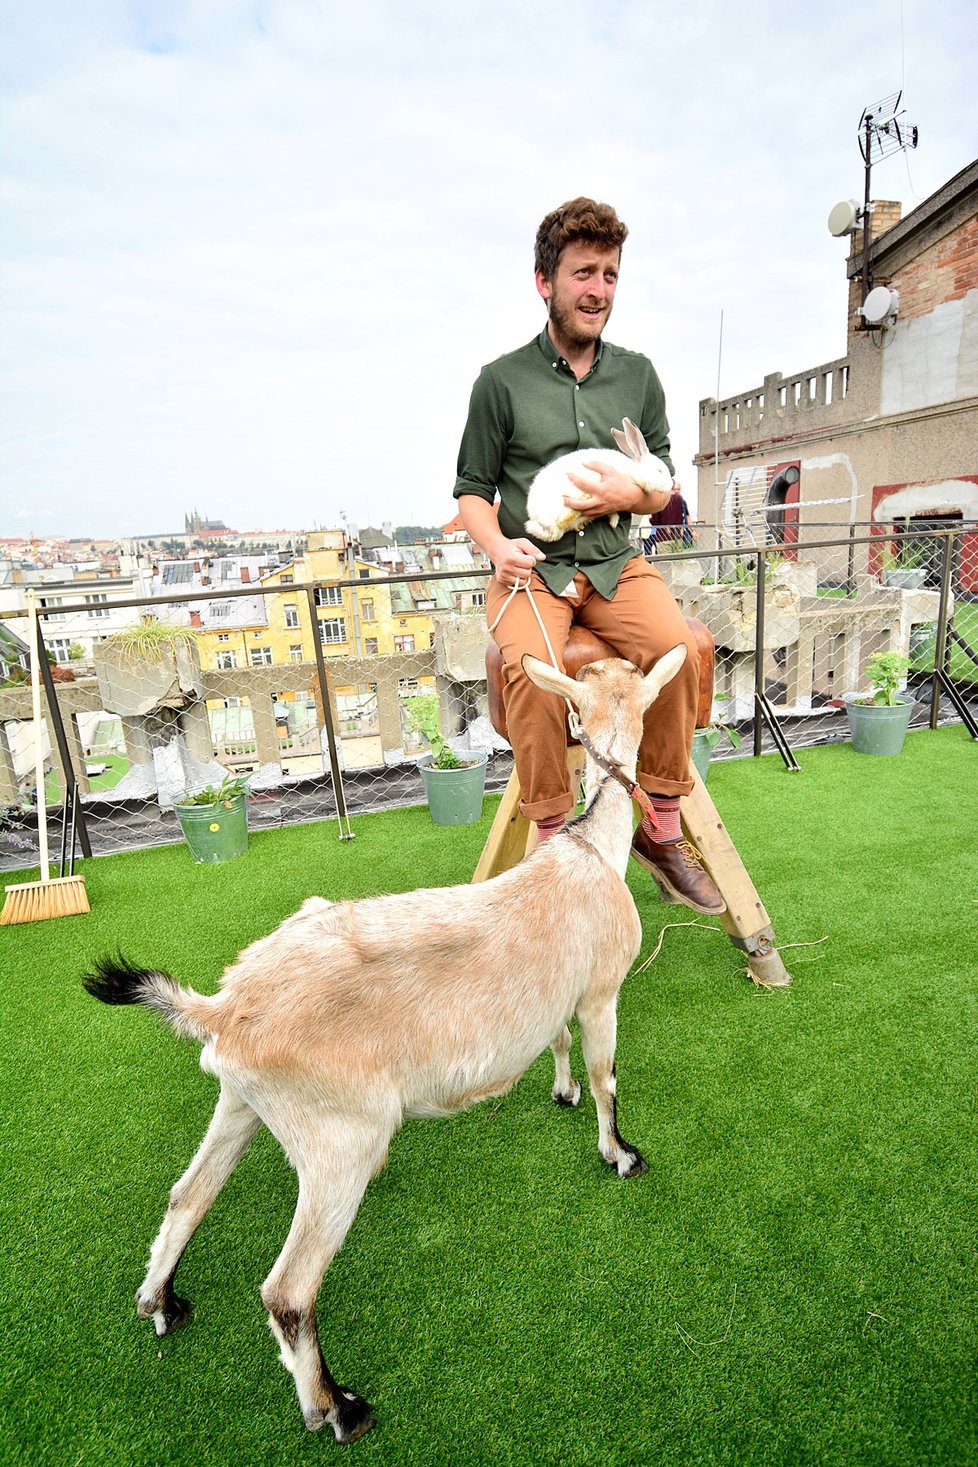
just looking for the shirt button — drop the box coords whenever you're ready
[578,529,585,536]
[575,384,580,391]
[578,420,584,427]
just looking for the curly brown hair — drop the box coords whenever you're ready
[534,197,629,280]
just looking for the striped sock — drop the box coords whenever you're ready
[535,814,566,844]
[643,796,681,844]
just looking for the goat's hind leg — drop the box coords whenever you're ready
[137,1081,262,1334]
[550,1024,581,1107]
[262,1116,389,1442]
[577,997,648,1179]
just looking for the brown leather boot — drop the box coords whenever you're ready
[630,822,726,915]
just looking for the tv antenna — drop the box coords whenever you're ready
[826,91,919,323]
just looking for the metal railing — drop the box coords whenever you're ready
[1,527,975,869]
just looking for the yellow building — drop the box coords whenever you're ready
[260,530,435,662]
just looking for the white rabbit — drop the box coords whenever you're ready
[524,417,673,542]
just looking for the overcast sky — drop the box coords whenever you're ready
[1,0,975,542]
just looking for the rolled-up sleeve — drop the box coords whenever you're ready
[453,366,507,504]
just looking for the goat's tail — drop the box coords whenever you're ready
[82,953,216,1044]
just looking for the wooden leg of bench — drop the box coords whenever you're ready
[472,768,530,883]
[680,767,792,988]
[472,747,587,884]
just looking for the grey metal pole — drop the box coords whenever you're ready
[306,586,354,839]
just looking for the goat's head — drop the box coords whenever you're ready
[522,645,687,775]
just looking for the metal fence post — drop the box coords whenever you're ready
[753,549,766,757]
[305,586,354,840]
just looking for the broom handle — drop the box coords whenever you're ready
[27,590,50,882]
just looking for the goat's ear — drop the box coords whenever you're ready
[521,653,583,708]
[643,643,687,701]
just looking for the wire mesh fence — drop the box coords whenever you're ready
[1,525,976,872]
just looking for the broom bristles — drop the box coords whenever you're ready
[0,875,89,925]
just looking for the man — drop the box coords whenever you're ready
[453,197,723,914]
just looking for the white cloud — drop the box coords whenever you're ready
[1,0,976,536]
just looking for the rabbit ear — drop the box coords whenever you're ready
[622,418,648,461]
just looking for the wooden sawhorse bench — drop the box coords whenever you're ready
[473,620,791,988]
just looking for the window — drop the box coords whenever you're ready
[394,635,415,653]
[48,637,71,663]
[315,586,343,606]
[289,644,304,663]
[364,637,379,655]
[358,568,370,579]
[217,633,230,643]
[208,602,232,618]
[471,591,486,608]
[216,650,237,669]
[320,618,347,645]
[361,599,375,622]
[284,604,299,628]
[85,593,109,618]
[39,597,65,623]
[280,573,294,584]
[250,647,273,666]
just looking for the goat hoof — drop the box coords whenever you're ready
[137,1285,192,1334]
[330,1389,376,1443]
[552,1080,581,1108]
[617,1148,649,1179]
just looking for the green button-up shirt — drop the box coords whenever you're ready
[453,328,675,598]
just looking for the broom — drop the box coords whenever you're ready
[0,589,90,924]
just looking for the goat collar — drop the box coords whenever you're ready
[568,712,659,830]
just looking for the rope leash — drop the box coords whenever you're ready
[488,576,658,829]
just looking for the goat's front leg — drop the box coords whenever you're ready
[577,997,648,1178]
[262,1118,389,1442]
[550,1023,582,1107]
[137,1081,262,1333]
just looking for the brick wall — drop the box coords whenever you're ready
[889,214,978,324]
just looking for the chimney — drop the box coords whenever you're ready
[190,610,202,628]
[240,566,250,583]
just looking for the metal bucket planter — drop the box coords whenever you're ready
[883,569,927,590]
[418,752,488,825]
[691,729,713,782]
[844,693,913,756]
[174,792,249,862]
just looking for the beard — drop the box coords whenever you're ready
[547,292,609,353]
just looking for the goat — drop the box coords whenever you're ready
[81,644,687,1443]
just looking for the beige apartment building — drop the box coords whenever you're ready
[695,157,978,590]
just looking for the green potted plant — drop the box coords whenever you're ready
[173,773,251,862]
[691,723,742,782]
[881,542,928,590]
[844,652,914,755]
[94,618,201,717]
[405,702,488,826]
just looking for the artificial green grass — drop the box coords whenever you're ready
[2,726,977,1467]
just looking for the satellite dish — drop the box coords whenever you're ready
[828,199,860,237]
[861,286,898,325]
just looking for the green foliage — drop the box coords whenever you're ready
[394,524,443,545]
[701,723,743,754]
[104,617,198,663]
[67,642,85,661]
[174,773,251,807]
[865,651,911,706]
[403,697,463,769]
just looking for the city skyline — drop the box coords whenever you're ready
[3,1,976,540]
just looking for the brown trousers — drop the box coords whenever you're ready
[486,558,700,820]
